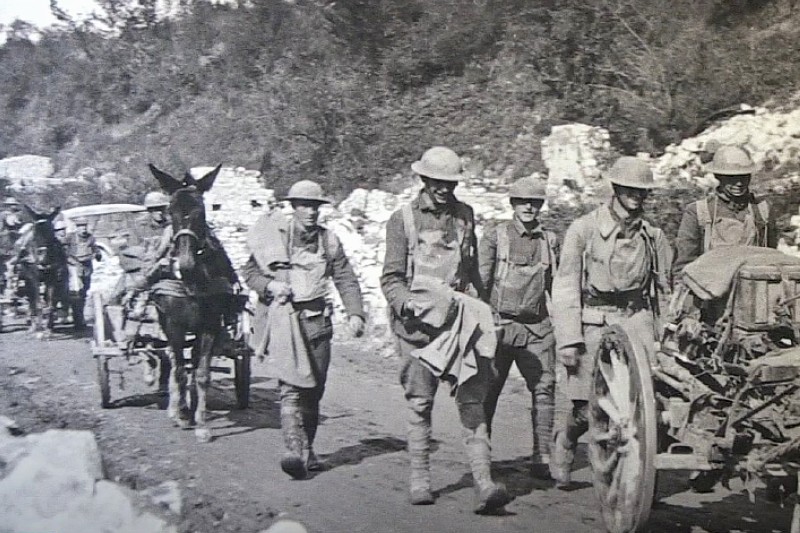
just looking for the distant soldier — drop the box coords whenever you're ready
[550,157,672,489]
[479,177,558,479]
[65,217,101,330]
[1,197,25,242]
[674,145,776,275]
[0,197,25,295]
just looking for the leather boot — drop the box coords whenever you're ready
[531,392,554,479]
[280,392,307,480]
[550,430,575,489]
[301,399,323,472]
[408,398,434,505]
[465,424,511,514]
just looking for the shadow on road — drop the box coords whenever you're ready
[319,436,407,471]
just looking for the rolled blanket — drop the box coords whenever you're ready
[247,209,290,271]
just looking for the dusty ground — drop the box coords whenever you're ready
[0,317,795,533]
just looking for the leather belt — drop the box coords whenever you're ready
[584,290,649,311]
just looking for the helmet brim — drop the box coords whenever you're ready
[284,195,331,204]
[411,161,462,182]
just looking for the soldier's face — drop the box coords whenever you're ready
[422,177,457,205]
[511,198,544,224]
[717,174,751,199]
[614,185,649,212]
[292,200,323,229]
[149,208,167,224]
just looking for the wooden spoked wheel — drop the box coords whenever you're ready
[589,325,657,533]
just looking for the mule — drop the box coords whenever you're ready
[17,206,68,336]
[148,164,238,443]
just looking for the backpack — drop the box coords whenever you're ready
[695,196,769,252]
[401,202,471,285]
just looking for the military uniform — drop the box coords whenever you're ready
[478,178,558,474]
[550,157,672,486]
[243,180,364,480]
[381,146,509,513]
[65,222,99,328]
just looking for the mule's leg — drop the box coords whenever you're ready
[167,343,191,429]
[193,333,214,443]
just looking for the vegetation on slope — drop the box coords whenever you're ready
[1,0,799,205]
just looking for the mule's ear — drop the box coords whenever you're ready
[195,164,222,194]
[148,164,183,194]
[47,207,61,220]
[22,203,39,220]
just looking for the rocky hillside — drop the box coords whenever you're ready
[1,0,800,203]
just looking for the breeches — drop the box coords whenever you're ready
[396,335,492,430]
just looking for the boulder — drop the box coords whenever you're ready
[0,155,55,183]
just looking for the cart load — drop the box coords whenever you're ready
[589,246,800,533]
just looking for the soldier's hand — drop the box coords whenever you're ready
[348,315,365,338]
[559,345,583,368]
[267,280,292,305]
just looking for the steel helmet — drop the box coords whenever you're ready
[606,157,657,189]
[53,219,67,230]
[143,191,170,209]
[74,217,89,226]
[509,177,547,200]
[284,180,331,203]
[705,145,758,176]
[411,146,463,182]
[2,197,20,207]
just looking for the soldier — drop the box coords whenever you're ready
[1,197,25,242]
[674,145,776,274]
[137,190,172,263]
[381,146,510,513]
[479,177,558,479]
[550,156,672,489]
[65,217,101,330]
[242,179,366,480]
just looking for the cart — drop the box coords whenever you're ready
[587,249,800,533]
[90,290,252,410]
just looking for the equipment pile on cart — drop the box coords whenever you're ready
[588,245,800,533]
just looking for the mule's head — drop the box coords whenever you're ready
[148,164,222,283]
[23,205,62,268]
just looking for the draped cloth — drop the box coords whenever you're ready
[682,246,800,301]
[246,209,317,388]
[409,276,497,392]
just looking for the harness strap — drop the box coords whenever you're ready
[402,203,418,280]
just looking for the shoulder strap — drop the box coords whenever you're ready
[401,204,417,253]
[401,203,417,278]
[318,227,339,263]
[695,198,713,252]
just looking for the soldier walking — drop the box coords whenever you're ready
[479,177,558,479]
[381,146,510,513]
[550,157,672,489]
[65,217,101,330]
[243,179,366,480]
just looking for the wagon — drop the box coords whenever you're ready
[588,247,800,533]
[90,290,252,410]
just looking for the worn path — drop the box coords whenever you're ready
[0,321,793,533]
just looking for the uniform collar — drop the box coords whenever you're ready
[598,202,643,239]
[291,218,319,242]
[715,190,752,212]
[512,216,543,237]
[417,189,455,213]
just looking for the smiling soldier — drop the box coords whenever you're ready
[674,145,776,275]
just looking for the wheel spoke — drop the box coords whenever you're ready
[597,396,624,425]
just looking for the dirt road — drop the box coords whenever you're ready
[0,322,793,533]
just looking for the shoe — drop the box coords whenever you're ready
[410,487,435,505]
[474,482,511,515]
[306,450,324,472]
[280,453,307,480]
[530,462,552,480]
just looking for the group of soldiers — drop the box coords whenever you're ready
[0,190,178,330]
[0,197,101,328]
[243,142,774,515]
